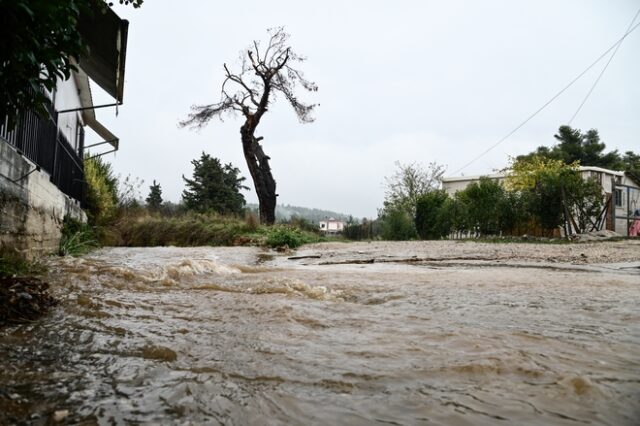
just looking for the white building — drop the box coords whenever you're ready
[441,166,640,236]
[319,217,345,234]
[0,6,128,256]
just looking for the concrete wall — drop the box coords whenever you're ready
[0,141,86,259]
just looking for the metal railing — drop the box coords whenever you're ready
[0,102,85,203]
[614,184,640,236]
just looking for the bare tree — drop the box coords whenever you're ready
[180,28,318,225]
[384,161,446,217]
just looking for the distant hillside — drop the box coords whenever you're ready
[246,203,350,223]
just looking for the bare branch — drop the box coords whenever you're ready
[253,40,261,62]
[224,63,259,106]
[178,99,236,129]
[180,27,317,128]
[383,161,447,217]
[262,27,281,63]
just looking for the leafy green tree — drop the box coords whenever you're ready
[506,156,574,235]
[622,151,640,183]
[517,125,625,170]
[497,190,532,236]
[565,176,604,233]
[415,190,451,239]
[182,152,248,215]
[517,125,640,190]
[380,206,416,241]
[343,222,363,240]
[146,180,163,210]
[456,177,505,236]
[84,155,118,225]
[506,155,603,235]
[553,126,622,169]
[343,217,380,241]
[383,161,446,218]
[0,0,142,124]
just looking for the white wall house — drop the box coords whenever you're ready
[0,6,128,256]
[319,218,346,234]
[441,166,640,236]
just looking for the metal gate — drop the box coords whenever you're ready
[613,183,640,237]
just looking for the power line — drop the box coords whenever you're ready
[451,19,640,176]
[568,7,640,125]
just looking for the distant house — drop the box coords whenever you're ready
[0,6,129,256]
[441,166,640,236]
[319,217,345,234]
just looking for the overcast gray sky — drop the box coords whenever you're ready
[87,0,640,219]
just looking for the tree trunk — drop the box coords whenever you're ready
[241,122,276,225]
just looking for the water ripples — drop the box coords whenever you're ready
[1,246,639,425]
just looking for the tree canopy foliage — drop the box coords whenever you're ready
[517,125,639,183]
[456,177,507,236]
[182,153,247,215]
[415,190,451,239]
[377,161,445,239]
[506,156,603,235]
[84,155,119,225]
[374,126,627,241]
[180,27,317,225]
[0,0,142,123]
[383,161,445,218]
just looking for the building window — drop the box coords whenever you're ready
[615,189,623,207]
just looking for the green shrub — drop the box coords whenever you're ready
[265,225,317,248]
[58,216,99,256]
[84,156,118,226]
[415,190,452,239]
[380,207,416,241]
[456,177,505,236]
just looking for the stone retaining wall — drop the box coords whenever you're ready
[1,141,86,259]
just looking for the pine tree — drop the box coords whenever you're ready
[146,180,163,210]
[182,152,247,215]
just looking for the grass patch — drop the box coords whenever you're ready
[59,216,99,256]
[102,210,324,249]
[0,249,45,279]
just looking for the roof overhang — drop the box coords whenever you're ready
[74,70,119,150]
[85,116,119,150]
[77,6,129,103]
[577,166,624,176]
[625,171,640,187]
[441,173,506,183]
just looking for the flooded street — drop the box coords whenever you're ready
[1,242,639,425]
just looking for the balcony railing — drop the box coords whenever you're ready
[0,102,85,203]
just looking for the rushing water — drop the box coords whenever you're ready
[1,246,639,425]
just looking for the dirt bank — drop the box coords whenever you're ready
[0,277,58,325]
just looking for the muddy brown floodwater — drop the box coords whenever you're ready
[1,241,639,425]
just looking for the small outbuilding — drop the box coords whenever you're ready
[319,217,345,235]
